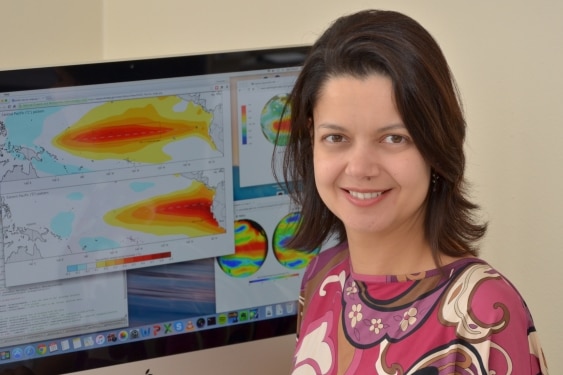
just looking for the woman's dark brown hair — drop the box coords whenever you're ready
[275,9,487,263]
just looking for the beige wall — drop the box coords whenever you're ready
[0,0,103,70]
[1,0,561,373]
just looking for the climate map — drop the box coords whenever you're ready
[104,179,225,237]
[0,91,234,286]
[52,96,217,163]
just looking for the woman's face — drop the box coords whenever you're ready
[312,74,430,239]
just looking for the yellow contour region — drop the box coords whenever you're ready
[52,96,216,163]
[104,180,225,237]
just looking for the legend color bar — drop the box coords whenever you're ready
[249,273,300,284]
[66,251,172,272]
[241,105,248,145]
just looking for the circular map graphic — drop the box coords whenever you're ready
[272,212,320,269]
[217,219,268,278]
[260,94,291,145]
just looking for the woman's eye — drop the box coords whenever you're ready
[383,135,407,144]
[324,134,345,143]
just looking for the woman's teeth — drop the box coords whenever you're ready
[349,191,382,200]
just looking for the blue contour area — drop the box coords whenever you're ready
[79,237,120,252]
[66,191,84,201]
[4,107,92,176]
[50,211,75,238]
[130,181,155,193]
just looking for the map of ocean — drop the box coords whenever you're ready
[0,96,234,287]
[2,106,90,181]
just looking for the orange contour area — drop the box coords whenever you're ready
[52,97,216,163]
[104,181,225,237]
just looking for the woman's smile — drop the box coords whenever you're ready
[347,190,383,200]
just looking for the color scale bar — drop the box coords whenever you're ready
[241,105,248,145]
[66,251,172,272]
[248,273,300,284]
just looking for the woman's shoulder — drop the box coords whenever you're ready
[451,259,526,299]
[441,258,548,372]
[301,242,349,285]
[445,258,534,324]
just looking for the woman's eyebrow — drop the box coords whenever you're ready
[377,124,407,133]
[315,123,407,132]
[315,123,345,131]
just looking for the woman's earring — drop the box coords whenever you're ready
[431,172,440,192]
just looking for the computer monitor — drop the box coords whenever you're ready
[0,45,313,374]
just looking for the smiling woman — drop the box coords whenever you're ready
[312,75,431,275]
[276,9,549,374]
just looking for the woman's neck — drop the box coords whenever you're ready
[345,224,435,276]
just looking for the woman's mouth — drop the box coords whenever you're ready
[348,190,383,200]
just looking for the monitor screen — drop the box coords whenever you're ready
[0,46,312,374]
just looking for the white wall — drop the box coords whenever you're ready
[1,0,561,373]
[0,0,103,69]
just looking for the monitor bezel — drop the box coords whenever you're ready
[0,45,309,374]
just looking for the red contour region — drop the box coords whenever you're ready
[106,181,224,237]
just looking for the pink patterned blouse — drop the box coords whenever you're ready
[291,242,549,374]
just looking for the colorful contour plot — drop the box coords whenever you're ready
[273,212,320,269]
[52,96,216,163]
[260,94,291,146]
[104,180,224,237]
[217,219,268,278]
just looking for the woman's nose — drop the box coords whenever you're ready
[344,143,380,179]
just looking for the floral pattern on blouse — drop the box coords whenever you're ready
[291,243,549,375]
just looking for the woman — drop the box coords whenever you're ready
[278,9,548,374]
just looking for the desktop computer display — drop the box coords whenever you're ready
[0,46,311,374]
